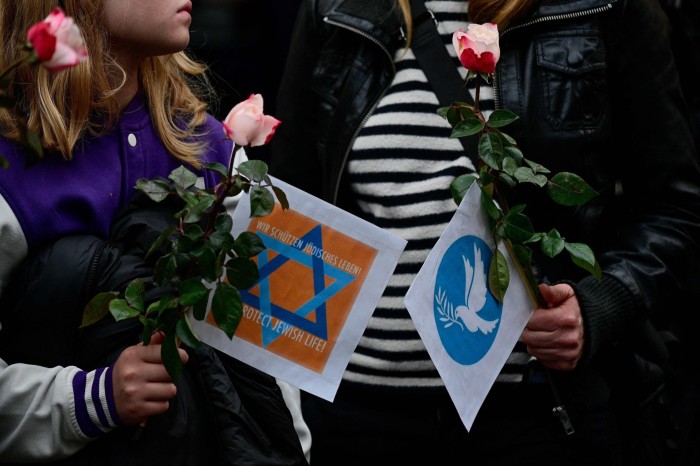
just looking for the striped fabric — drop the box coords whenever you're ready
[72,366,122,437]
[344,0,531,390]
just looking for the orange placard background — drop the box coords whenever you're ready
[207,204,377,373]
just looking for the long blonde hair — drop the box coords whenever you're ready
[0,0,214,167]
[397,0,536,46]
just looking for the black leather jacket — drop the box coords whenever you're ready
[271,0,700,369]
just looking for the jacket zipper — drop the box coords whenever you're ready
[491,3,613,436]
[82,241,108,306]
[322,17,396,205]
[493,3,614,109]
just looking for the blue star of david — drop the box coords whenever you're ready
[240,224,356,347]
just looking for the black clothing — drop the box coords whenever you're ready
[0,194,308,466]
[271,0,700,372]
[271,0,700,463]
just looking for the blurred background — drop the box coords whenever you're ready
[189,0,303,162]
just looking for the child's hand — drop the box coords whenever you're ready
[111,333,188,426]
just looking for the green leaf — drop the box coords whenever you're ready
[272,185,289,210]
[479,166,494,185]
[157,306,180,330]
[178,278,209,306]
[124,279,145,312]
[564,242,596,267]
[139,316,156,344]
[192,246,218,281]
[146,226,176,259]
[226,183,244,198]
[81,291,118,328]
[233,231,266,257]
[524,159,551,174]
[203,162,229,178]
[136,178,171,202]
[176,234,197,254]
[571,254,602,280]
[509,204,527,215]
[502,157,518,177]
[487,109,519,128]
[215,212,233,234]
[546,172,598,206]
[498,172,517,188]
[226,257,260,289]
[479,132,504,170]
[450,118,484,138]
[511,243,533,266]
[524,232,545,244]
[503,144,524,163]
[511,244,539,292]
[109,299,141,321]
[169,166,198,189]
[176,317,202,348]
[145,300,161,317]
[211,282,243,339]
[497,130,517,146]
[450,174,477,205]
[183,195,216,224]
[161,333,183,384]
[566,241,601,279]
[514,167,548,187]
[448,103,477,127]
[541,229,565,257]
[488,249,510,303]
[250,186,275,217]
[154,254,177,285]
[184,223,204,241]
[209,229,234,250]
[480,189,502,221]
[502,211,535,243]
[192,298,208,321]
[237,160,269,182]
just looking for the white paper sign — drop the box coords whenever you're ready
[404,183,534,431]
[191,178,407,401]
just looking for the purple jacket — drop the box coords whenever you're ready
[0,94,233,454]
[0,94,232,251]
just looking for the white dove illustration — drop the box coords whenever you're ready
[454,245,499,334]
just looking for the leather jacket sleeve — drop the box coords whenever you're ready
[569,0,700,360]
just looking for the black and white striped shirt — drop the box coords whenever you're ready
[344,0,531,390]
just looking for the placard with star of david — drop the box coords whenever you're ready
[190,177,406,401]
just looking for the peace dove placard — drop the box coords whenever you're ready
[404,183,534,431]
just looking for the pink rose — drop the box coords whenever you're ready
[452,23,500,74]
[223,94,281,147]
[27,7,88,72]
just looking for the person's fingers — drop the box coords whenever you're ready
[119,400,171,425]
[149,331,165,345]
[141,382,178,401]
[538,283,574,307]
[178,347,189,365]
[140,333,189,365]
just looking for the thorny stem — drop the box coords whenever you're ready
[204,143,241,238]
[469,78,546,309]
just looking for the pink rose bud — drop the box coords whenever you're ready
[27,7,88,72]
[223,94,281,147]
[452,23,500,74]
